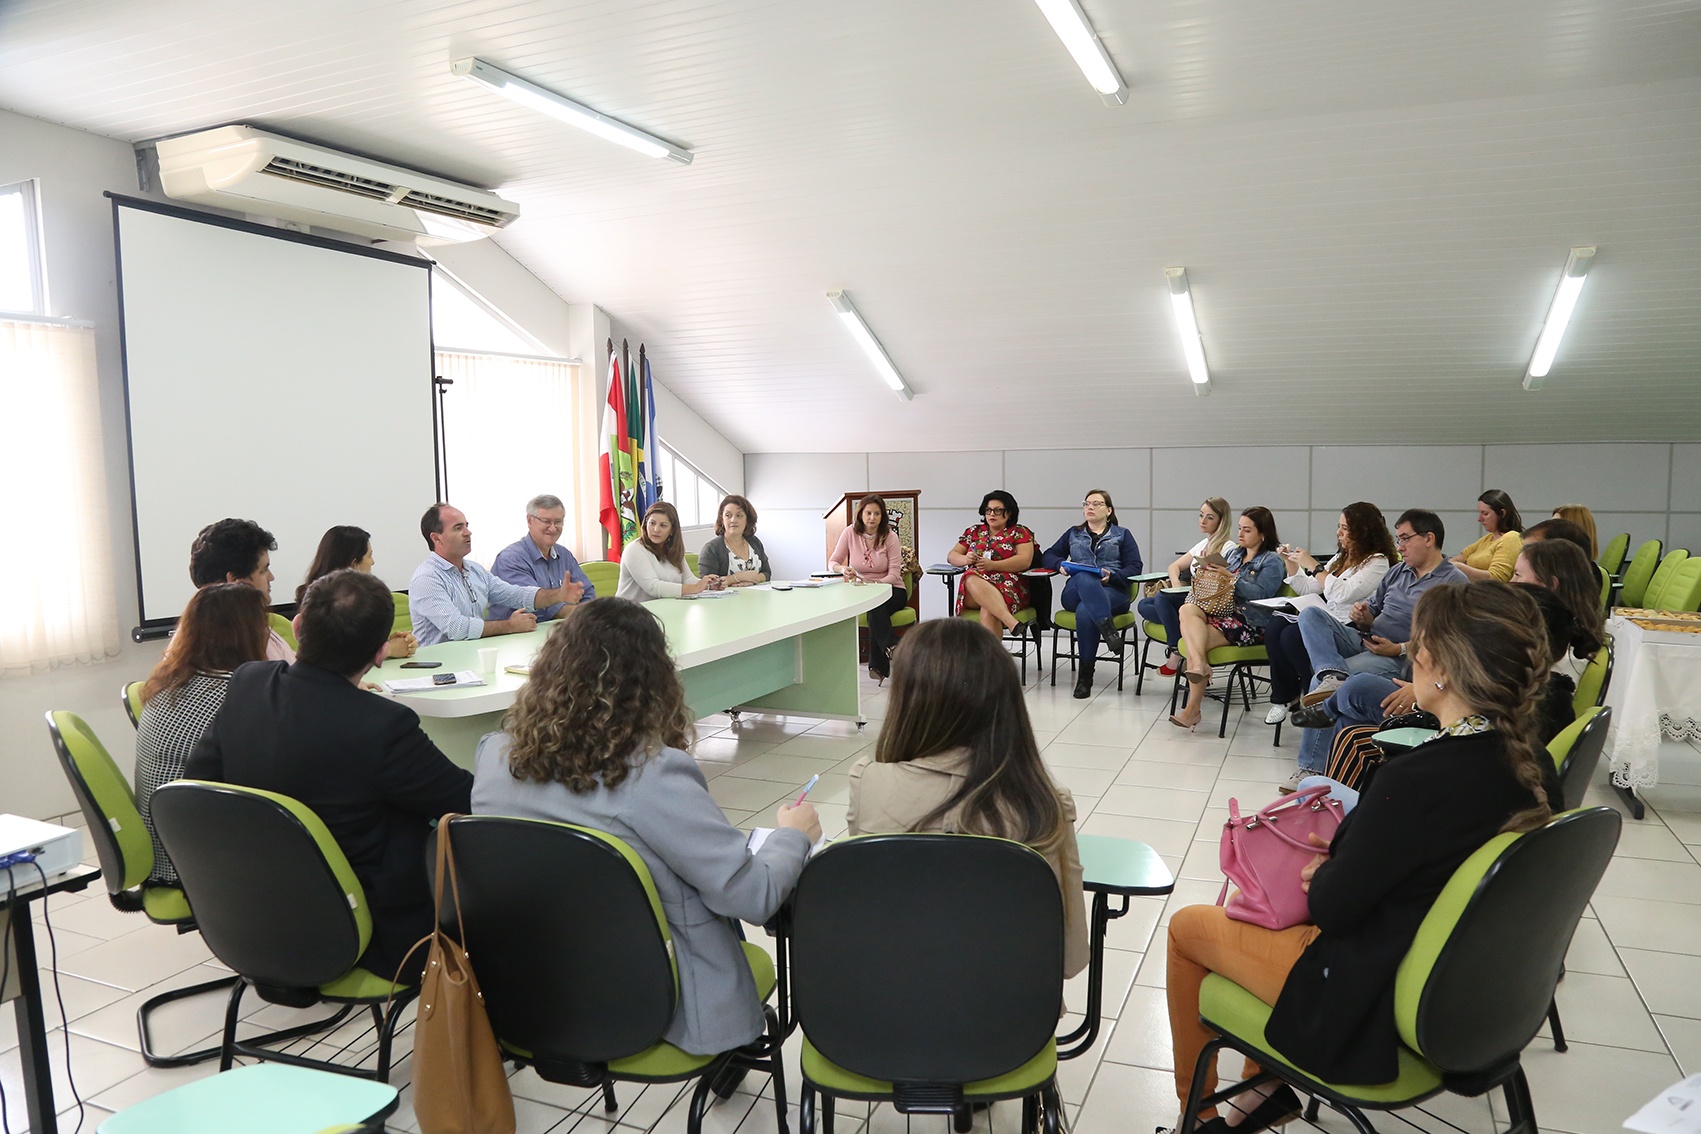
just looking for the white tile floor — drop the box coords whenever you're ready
[7,655,1701,1134]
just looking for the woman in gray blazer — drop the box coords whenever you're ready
[695,494,772,586]
[471,597,819,1056]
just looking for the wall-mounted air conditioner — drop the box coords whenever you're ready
[154,125,519,245]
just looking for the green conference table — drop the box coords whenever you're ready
[371,582,894,766]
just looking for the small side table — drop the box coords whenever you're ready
[1058,835,1176,1059]
[3,863,100,1134]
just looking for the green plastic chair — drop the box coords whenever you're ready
[1615,540,1662,608]
[438,814,789,1134]
[267,611,298,651]
[1571,641,1613,717]
[1135,611,1175,696]
[150,782,418,1080]
[1650,556,1701,612]
[582,559,620,597]
[789,834,1066,1134]
[685,551,700,575]
[1597,532,1630,578]
[49,712,341,1068]
[957,606,1042,683]
[96,1063,397,1134]
[122,680,146,728]
[1181,807,1621,1134]
[1168,584,1294,738]
[1549,706,1612,812]
[389,591,411,635]
[1050,582,1140,692]
[1639,549,1691,609]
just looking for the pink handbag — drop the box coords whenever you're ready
[1217,785,1345,930]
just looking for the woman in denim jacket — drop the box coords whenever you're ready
[1041,489,1143,699]
[1170,506,1285,730]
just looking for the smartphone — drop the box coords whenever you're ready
[399,660,442,669]
[431,672,457,685]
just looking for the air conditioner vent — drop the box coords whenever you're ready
[261,158,397,202]
[397,189,511,226]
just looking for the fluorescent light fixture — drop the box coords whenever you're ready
[827,290,912,401]
[1033,0,1128,106]
[1165,267,1211,396]
[451,57,692,165]
[1523,246,1595,391]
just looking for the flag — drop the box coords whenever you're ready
[623,340,642,513]
[597,347,637,558]
[636,347,658,512]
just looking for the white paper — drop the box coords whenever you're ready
[1251,593,1328,612]
[681,589,738,600]
[1625,1074,1701,1134]
[746,827,830,856]
[382,670,486,694]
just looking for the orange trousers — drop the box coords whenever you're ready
[1166,904,1320,1117]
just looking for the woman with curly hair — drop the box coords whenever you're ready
[470,597,819,1056]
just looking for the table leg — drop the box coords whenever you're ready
[11,901,59,1134]
[1056,891,1131,1060]
[1614,782,1646,820]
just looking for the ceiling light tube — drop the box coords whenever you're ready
[1523,246,1595,391]
[1033,0,1128,106]
[1165,267,1211,396]
[827,290,912,401]
[451,57,693,165]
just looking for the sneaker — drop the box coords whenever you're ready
[1288,702,1337,729]
[1264,703,1288,726]
[1299,673,1344,707]
[1277,767,1306,794]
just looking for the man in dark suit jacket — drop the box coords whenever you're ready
[187,569,472,981]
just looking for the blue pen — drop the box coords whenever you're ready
[794,774,820,807]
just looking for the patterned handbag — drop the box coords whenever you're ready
[1185,566,1237,616]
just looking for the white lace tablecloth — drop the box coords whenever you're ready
[1605,615,1701,791]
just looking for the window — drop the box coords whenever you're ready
[657,440,726,528]
[431,275,596,559]
[0,180,46,316]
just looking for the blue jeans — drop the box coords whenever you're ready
[1063,573,1131,664]
[1296,606,1404,682]
[1137,589,1186,658]
[1296,672,1404,773]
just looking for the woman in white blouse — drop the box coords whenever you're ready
[1263,502,1395,724]
[616,502,725,601]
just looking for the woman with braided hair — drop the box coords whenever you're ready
[1159,581,1554,1133]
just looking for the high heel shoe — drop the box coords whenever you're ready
[1168,712,1200,731]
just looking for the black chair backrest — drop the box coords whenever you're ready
[791,834,1063,1086]
[1559,706,1612,811]
[442,816,676,1068]
[152,782,364,989]
[1416,807,1620,1071]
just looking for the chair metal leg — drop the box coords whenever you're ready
[219,976,248,1071]
[687,1057,728,1134]
[137,973,239,1067]
[1502,1068,1539,1134]
[1548,998,1568,1052]
[1040,1082,1062,1134]
[1303,1097,1321,1122]
[953,1104,973,1133]
[602,1081,619,1113]
[1022,1094,1038,1134]
[822,1093,836,1134]
[1217,664,1235,737]
[764,1005,790,1134]
[1178,1035,1229,1134]
[800,1088,817,1134]
[1136,636,1152,695]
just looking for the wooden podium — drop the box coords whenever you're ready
[822,491,922,654]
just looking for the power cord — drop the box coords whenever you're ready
[0,852,86,1134]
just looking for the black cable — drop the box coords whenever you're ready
[2,865,15,1134]
[33,862,85,1134]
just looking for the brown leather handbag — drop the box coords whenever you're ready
[1185,566,1237,617]
[396,817,516,1134]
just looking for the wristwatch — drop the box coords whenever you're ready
[1399,641,1408,656]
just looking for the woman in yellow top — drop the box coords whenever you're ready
[1452,489,1523,581]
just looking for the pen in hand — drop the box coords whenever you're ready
[794,774,820,807]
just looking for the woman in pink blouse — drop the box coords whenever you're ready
[830,494,908,681]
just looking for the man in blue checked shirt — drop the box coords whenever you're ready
[489,493,595,622]
[409,503,582,647]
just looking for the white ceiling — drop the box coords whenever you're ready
[3,0,1700,452]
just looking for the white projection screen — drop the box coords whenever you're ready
[114,198,437,628]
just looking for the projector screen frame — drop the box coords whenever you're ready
[107,192,440,637]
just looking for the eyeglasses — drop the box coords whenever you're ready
[1395,531,1428,545]
[1082,500,1106,508]
[529,516,565,530]
[983,507,1008,516]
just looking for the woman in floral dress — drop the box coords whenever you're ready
[947,490,1036,635]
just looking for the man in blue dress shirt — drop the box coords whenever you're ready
[409,503,582,647]
[489,493,595,622]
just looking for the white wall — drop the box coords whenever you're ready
[748,442,1701,621]
[0,109,168,819]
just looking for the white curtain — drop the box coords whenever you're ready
[0,319,123,675]
[435,351,593,562]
